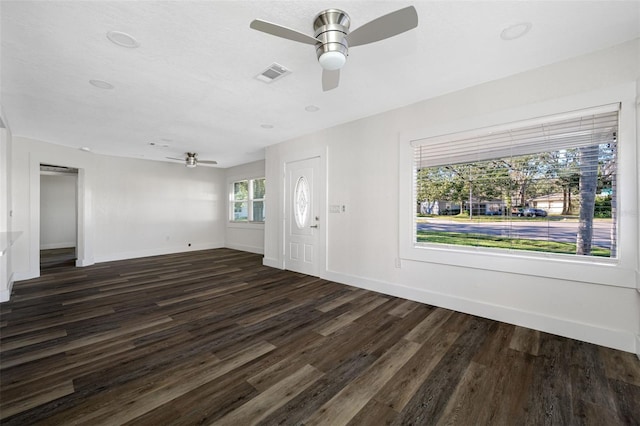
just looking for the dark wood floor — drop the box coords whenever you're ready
[1,249,638,425]
[40,247,76,271]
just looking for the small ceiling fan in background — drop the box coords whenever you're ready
[166,152,217,168]
[250,6,419,91]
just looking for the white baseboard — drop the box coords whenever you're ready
[263,257,282,269]
[76,257,95,267]
[0,273,14,302]
[13,270,39,282]
[225,243,264,255]
[93,242,225,264]
[40,242,76,250]
[322,269,637,354]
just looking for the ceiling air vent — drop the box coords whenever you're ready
[255,63,291,83]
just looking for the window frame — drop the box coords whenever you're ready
[398,85,637,289]
[229,177,266,223]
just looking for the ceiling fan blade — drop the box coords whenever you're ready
[346,6,418,48]
[198,160,218,165]
[322,69,340,91]
[166,157,183,161]
[250,19,320,45]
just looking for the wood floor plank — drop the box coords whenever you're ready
[0,328,68,352]
[0,380,75,419]
[1,248,636,425]
[305,338,421,425]
[599,345,640,386]
[509,325,541,356]
[373,330,460,412]
[213,364,323,425]
[314,295,389,336]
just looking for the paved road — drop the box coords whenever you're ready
[418,218,613,249]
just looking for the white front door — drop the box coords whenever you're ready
[285,157,320,276]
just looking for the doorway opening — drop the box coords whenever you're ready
[40,164,78,272]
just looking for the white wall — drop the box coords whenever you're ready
[11,137,226,281]
[0,107,15,302]
[225,160,265,254]
[265,39,640,353]
[40,173,77,249]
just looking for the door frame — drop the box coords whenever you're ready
[26,155,93,280]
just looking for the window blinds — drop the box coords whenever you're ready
[413,104,619,168]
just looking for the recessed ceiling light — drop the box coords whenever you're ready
[89,79,114,89]
[261,124,274,129]
[305,105,320,112]
[500,22,532,41]
[107,31,140,48]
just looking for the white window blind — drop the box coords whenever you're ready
[413,104,619,168]
[412,103,620,259]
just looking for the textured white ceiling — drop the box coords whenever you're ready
[1,1,639,167]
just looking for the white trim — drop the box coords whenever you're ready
[29,155,40,279]
[76,257,94,267]
[636,334,640,361]
[0,272,14,302]
[262,256,282,269]
[228,177,265,223]
[13,270,38,281]
[28,155,94,276]
[409,102,621,148]
[40,242,76,250]
[93,242,224,264]
[225,242,264,255]
[323,269,637,353]
[399,83,638,288]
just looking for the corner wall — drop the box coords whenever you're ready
[0,108,14,302]
[265,39,640,353]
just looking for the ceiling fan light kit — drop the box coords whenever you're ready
[314,9,350,71]
[250,6,418,91]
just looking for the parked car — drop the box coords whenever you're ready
[511,208,524,217]
[523,208,547,217]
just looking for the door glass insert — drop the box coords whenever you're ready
[294,176,309,229]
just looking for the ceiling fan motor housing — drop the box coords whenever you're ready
[313,9,350,70]
[186,152,198,168]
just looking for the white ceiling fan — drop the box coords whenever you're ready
[166,152,217,168]
[250,6,419,91]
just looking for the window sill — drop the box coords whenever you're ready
[227,221,265,229]
[400,243,634,289]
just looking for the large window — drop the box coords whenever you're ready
[230,178,265,222]
[413,105,619,259]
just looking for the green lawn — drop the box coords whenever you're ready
[416,230,611,257]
